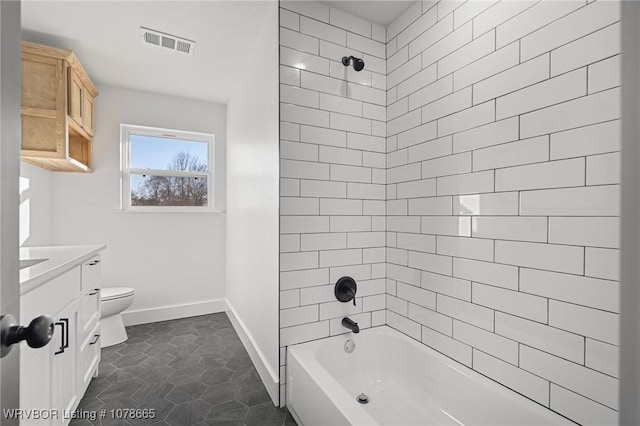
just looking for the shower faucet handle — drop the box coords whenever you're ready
[335,276,357,306]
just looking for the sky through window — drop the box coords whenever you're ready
[129,134,208,170]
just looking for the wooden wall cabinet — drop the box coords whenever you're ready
[21,41,98,173]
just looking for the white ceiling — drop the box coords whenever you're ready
[321,0,416,26]
[21,1,413,105]
[21,1,273,104]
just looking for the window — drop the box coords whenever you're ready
[120,124,214,211]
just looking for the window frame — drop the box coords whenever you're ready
[120,123,215,212]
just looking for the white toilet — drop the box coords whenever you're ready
[100,287,135,347]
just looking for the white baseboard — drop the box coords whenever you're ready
[122,299,227,326]
[226,301,280,406]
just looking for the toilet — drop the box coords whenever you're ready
[100,287,135,347]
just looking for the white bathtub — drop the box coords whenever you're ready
[286,326,573,426]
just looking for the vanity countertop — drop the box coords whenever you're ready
[20,245,106,295]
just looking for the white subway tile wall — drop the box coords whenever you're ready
[279,0,388,405]
[280,0,620,422]
[384,0,619,423]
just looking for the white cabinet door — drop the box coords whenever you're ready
[50,303,78,426]
[78,323,100,397]
[19,341,53,426]
[19,301,79,426]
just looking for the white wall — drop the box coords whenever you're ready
[226,0,280,406]
[385,1,620,424]
[50,85,227,322]
[19,162,52,247]
[277,0,388,406]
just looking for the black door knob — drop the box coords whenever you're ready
[21,315,55,348]
[1,315,54,351]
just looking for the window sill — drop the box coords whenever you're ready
[112,209,225,214]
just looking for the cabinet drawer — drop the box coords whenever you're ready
[79,325,100,393]
[81,256,101,291]
[21,268,80,323]
[80,288,100,342]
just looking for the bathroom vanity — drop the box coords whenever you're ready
[19,245,105,425]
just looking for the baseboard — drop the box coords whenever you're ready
[226,301,280,406]
[122,299,227,326]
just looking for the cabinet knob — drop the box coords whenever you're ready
[0,314,54,357]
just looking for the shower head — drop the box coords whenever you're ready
[342,55,365,72]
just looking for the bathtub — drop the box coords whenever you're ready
[286,326,573,426]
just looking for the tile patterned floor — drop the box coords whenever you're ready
[71,313,296,426]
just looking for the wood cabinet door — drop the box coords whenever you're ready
[22,54,61,111]
[67,70,83,127]
[82,92,94,136]
[21,54,65,156]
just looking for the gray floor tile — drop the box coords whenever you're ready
[75,313,295,426]
[132,382,175,404]
[165,399,211,426]
[195,344,225,356]
[137,365,177,384]
[205,401,248,423]
[200,382,241,406]
[118,342,152,355]
[166,365,206,386]
[165,381,207,404]
[225,356,252,371]
[144,342,174,357]
[199,367,234,386]
[235,385,271,407]
[169,335,199,346]
[131,398,176,425]
[113,353,148,368]
[99,379,144,401]
[105,367,140,384]
[69,419,94,426]
[229,369,261,387]
[243,402,286,426]
[85,379,112,398]
[168,354,202,370]
[140,353,176,368]
[196,356,226,371]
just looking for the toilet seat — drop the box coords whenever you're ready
[101,287,135,301]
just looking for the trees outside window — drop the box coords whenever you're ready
[131,152,208,207]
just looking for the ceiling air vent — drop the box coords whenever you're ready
[140,27,195,56]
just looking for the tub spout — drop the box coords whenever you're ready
[342,317,359,334]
